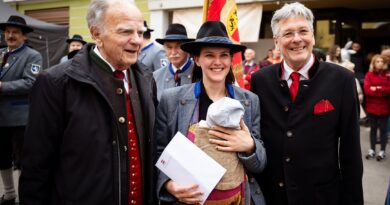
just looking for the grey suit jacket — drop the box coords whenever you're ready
[138,42,167,73]
[0,45,42,126]
[153,60,194,101]
[155,82,266,205]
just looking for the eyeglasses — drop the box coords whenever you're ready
[277,28,311,39]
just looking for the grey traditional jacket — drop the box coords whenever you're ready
[155,82,267,205]
[0,44,42,126]
[137,41,167,73]
[153,58,194,101]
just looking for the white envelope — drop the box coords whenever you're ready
[156,132,226,204]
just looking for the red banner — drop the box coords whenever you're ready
[203,0,244,87]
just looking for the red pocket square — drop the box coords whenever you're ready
[313,99,335,115]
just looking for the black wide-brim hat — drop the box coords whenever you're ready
[156,23,194,44]
[66,34,86,45]
[0,15,33,33]
[144,21,154,32]
[181,21,246,55]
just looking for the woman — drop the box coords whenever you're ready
[155,21,266,205]
[364,54,390,161]
[258,48,282,69]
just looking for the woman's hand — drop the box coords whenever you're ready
[208,119,255,155]
[165,180,203,204]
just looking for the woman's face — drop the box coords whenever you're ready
[374,57,385,71]
[194,47,232,84]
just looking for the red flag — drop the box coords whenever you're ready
[203,0,244,87]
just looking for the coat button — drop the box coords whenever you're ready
[116,88,123,95]
[112,140,116,145]
[285,157,291,162]
[284,106,289,112]
[118,117,126,123]
[180,100,186,105]
[256,189,261,194]
[244,100,250,106]
[278,182,284,187]
[286,131,293,137]
[280,82,285,87]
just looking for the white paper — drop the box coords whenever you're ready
[156,132,226,204]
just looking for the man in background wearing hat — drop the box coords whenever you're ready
[59,34,86,63]
[137,20,167,73]
[153,23,194,101]
[0,15,42,205]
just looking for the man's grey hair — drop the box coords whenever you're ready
[86,0,135,33]
[271,2,314,37]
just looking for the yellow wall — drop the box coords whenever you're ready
[135,0,150,23]
[8,0,151,43]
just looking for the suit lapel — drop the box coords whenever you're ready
[177,85,197,136]
[0,53,18,79]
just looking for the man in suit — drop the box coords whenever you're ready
[59,34,87,63]
[19,0,157,204]
[250,2,363,205]
[137,21,167,73]
[153,23,194,101]
[0,15,42,205]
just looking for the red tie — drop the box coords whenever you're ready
[113,70,125,80]
[174,70,181,86]
[289,72,300,102]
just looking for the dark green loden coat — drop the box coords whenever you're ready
[20,44,157,205]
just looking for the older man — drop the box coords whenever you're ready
[19,0,157,204]
[250,2,363,205]
[153,23,194,101]
[0,15,42,205]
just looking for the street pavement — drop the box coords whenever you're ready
[1,126,389,204]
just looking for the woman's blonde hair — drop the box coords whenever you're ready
[369,54,385,72]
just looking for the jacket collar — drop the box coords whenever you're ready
[278,54,320,81]
[65,43,147,84]
[193,81,235,99]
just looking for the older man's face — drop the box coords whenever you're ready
[274,15,315,70]
[164,41,189,69]
[244,49,255,62]
[5,26,26,50]
[93,3,144,70]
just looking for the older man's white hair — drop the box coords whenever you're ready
[271,2,314,37]
[86,0,136,33]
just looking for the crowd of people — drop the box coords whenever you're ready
[0,0,389,205]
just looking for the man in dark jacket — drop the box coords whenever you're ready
[19,0,157,204]
[250,2,363,205]
[0,15,42,205]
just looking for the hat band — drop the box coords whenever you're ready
[164,34,189,40]
[196,36,233,44]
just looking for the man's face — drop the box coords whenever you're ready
[274,15,315,70]
[352,43,361,52]
[381,48,390,66]
[4,26,26,50]
[91,2,144,70]
[244,49,255,61]
[164,41,189,68]
[69,41,84,52]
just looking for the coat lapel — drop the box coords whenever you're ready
[0,53,18,79]
[177,85,197,136]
